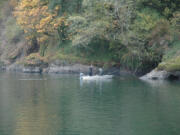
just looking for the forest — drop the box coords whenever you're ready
[0,0,179,75]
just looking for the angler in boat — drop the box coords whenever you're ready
[89,64,93,76]
[80,66,113,80]
[99,68,103,75]
[89,65,103,76]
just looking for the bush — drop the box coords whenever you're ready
[133,8,162,39]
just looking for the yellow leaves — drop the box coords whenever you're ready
[19,0,38,9]
[14,0,53,43]
[42,6,48,11]
[55,5,60,11]
[54,17,69,28]
[54,23,59,29]
[29,8,39,16]
[14,0,70,45]
[38,36,48,43]
[24,29,28,33]
[41,16,52,25]
[37,29,44,33]
[25,35,34,40]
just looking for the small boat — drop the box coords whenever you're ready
[80,73,113,80]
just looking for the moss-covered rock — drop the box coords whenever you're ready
[158,56,180,72]
[157,41,180,72]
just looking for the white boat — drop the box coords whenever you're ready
[80,73,113,81]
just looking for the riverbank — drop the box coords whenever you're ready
[141,41,180,81]
[0,60,131,76]
[2,52,180,81]
[0,0,179,80]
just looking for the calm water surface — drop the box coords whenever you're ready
[0,72,180,135]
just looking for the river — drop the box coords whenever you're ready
[0,72,180,135]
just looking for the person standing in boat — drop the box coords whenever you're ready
[99,68,103,76]
[89,64,93,76]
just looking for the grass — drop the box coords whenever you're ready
[41,42,117,68]
[52,50,115,67]
[162,41,180,61]
[157,41,180,72]
[21,46,115,68]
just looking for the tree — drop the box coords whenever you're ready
[13,0,69,55]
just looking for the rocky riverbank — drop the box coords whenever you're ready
[0,63,97,74]
[0,61,127,76]
[3,60,180,81]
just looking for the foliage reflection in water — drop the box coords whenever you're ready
[0,72,180,135]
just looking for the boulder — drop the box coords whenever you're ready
[140,70,170,80]
[140,70,180,80]
[23,67,42,73]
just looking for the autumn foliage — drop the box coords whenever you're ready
[13,0,68,46]
[7,0,180,73]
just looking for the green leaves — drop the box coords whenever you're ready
[133,8,161,35]
[137,0,180,18]
[8,0,179,73]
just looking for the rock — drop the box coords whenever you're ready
[23,67,42,73]
[0,65,6,71]
[1,61,123,76]
[6,63,42,73]
[7,64,24,72]
[48,64,98,74]
[0,61,6,71]
[168,71,180,80]
[140,69,180,80]
[140,70,170,80]
[42,68,49,73]
[53,60,64,66]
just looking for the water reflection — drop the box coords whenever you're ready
[1,73,180,135]
[13,81,59,135]
[80,77,113,94]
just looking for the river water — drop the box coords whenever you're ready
[0,72,180,135]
